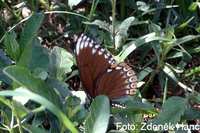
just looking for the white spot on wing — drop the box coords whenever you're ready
[92,48,96,54]
[89,40,94,47]
[115,66,122,70]
[127,71,133,76]
[95,45,100,49]
[98,50,103,55]
[104,54,108,59]
[126,90,129,94]
[84,38,90,48]
[123,67,129,71]
[100,48,105,52]
[107,69,112,72]
[76,36,82,55]
[80,36,87,49]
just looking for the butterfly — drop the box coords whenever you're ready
[75,34,137,99]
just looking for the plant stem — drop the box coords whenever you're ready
[12,104,23,133]
[120,0,125,19]
[84,0,100,32]
[162,77,168,104]
[111,0,116,49]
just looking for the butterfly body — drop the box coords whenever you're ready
[75,34,137,99]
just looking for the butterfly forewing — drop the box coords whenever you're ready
[75,34,115,97]
[75,34,137,99]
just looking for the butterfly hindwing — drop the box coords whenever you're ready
[95,63,137,99]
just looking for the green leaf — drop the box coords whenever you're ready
[173,35,200,47]
[19,13,44,52]
[0,96,12,108]
[185,66,200,77]
[0,88,78,133]
[136,1,149,12]
[188,2,199,11]
[85,95,110,133]
[151,96,187,125]
[18,38,49,71]
[49,46,74,80]
[183,108,200,120]
[84,20,111,32]
[118,32,168,61]
[4,32,21,61]
[3,65,61,108]
[46,78,70,99]
[112,96,157,114]
[137,67,153,81]
[12,100,29,118]
[68,0,82,9]
[162,64,192,92]
[188,92,200,103]
[0,49,12,84]
[24,125,47,133]
[115,17,135,49]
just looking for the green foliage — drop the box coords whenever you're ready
[85,95,110,133]
[151,97,187,125]
[19,13,44,52]
[0,0,200,132]
[3,65,61,107]
[4,32,20,61]
[18,38,49,71]
[49,46,74,81]
[0,88,78,133]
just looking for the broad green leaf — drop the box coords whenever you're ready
[151,96,187,125]
[148,23,162,62]
[19,13,44,51]
[85,95,110,133]
[3,65,61,108]
[173,35,200,47]
[136,1,149,12]
[115,17,135,48]
[49,46,74,80]
[68,0,82,9]
[24,125,47,133]
[33,68,48,80]
[0,49,12,67]
[189,92,200,103]
[0,96,12,108]
[4,32,21,61]
[137,67,153,81]
[0,49,12,84]
[118,32,168,61]
[46,78,70,99]
[112,96,157,114]
[84,20,111,32]
[65,96,87,122]
[183,108,200,120]
[12,100,29,118]
[188,2,199,11]
[0,88,78,133]
[18,38,49,71]
[162,64,192,92]
[167,44,200,59]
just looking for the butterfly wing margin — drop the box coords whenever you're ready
[95,63,137,99]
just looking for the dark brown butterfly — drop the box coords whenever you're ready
[75,34,137,99]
